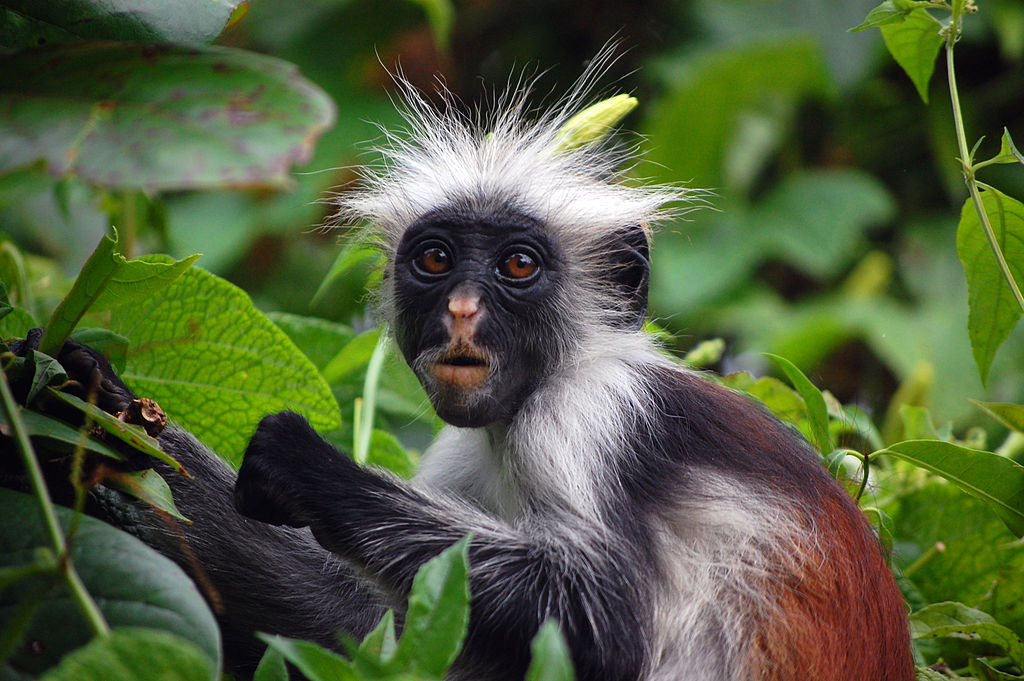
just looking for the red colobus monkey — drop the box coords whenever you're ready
[46,60,914,681]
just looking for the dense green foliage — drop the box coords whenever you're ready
[2,0,1024,679]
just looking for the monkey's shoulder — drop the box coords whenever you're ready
[629,364,843,504]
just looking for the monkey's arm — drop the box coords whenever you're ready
[236,411,652,681]
[7,336,390,676]
[117,428,390,676]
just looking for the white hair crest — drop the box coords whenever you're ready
[333,55,696,253]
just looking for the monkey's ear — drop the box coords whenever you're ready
[607,226,650,330]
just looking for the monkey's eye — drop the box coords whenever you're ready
[414,246,453,276]
[497,251,540,283]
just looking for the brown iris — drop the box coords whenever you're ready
[418,247,452,275]
[500,252,538,280]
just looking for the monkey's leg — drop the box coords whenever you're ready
[236,411,653,681]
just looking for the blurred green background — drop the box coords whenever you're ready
[3,0,1024,432]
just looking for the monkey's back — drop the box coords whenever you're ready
[638,368,914,681]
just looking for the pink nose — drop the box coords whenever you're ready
[448,293,480,319]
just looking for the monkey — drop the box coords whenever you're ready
[6,62,914,681]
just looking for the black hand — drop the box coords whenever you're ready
[234,411,350,528]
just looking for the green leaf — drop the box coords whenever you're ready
[0,42,336,191]
[956,188,1024,385]
[765,354,833,454]
[879,8,944,103]
[35,231,197,357]
[983,128,1024,166]
[311,242,385,311]
[322,328,384,385]
[24,350,66,404]
[895,481,1024,655]
[881,440,1024,537]
[358,609,399,664]
[253,645,289,681]
[267,312,354,373]
[0,406,125,460]
[849,0,934,32]
[0,306,36,341]
[525,621,576,681]
[911,602,1024,668]
[900,404,941,441]
[406,0,454,50]
[0,282,10,322]
[681,338,725,369]
[644,39,834,189]
[38,231,118,356]
[1,0,241,47]
[754,170,896,279]
[258,634,358,681]
[0,488,221,676]
[45,389,180,472]
[89,253,201,313]
[38,627,215,681]
[102,469,188,522]
[650,169,894,315]
[973,401,1024,434]
[392,536,471,677]
[69,328,129,372]
[366,429,417,478]
[968,657,1024,681]
[915,667,953,681]
[109,267,342,466]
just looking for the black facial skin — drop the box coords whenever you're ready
[392,205,565,428]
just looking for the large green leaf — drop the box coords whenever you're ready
[643,39,834,189]
[911,602,1024,669]
[0,0,240,48]
[893,481,1024,653]
[0,42,335,191]
[956,188,1024,386]
[109,267,341,465]
[882,440,1024,537]
[650,169,893,315]
[38,627,215,681]
[0,488,220,677]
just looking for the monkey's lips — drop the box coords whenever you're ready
[430,351,491,390]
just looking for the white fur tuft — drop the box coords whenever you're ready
[332,54,696,255]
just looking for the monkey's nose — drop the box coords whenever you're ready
[448,292,481,318]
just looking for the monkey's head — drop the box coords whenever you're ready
[336,70,691,428]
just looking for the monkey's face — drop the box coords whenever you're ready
[391,207,567,428]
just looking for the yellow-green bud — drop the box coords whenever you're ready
[549,94,638,153]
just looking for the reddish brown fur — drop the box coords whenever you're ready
[750,489,913,680]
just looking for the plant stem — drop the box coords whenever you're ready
[0,371,110,638]
[946,21,1024,313]
[354,333,389,465]
[856,451,870,502]
[902,540,946,579]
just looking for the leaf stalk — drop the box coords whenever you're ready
[0,370,110,638]
[945,14,1024,313]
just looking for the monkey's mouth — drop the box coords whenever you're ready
[430,349,491,390]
